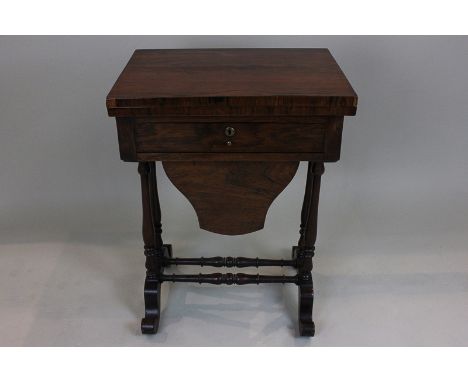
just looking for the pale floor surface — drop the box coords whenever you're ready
[1,229,467,346]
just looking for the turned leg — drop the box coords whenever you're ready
[138,162,165,334]
[294,162,324,337]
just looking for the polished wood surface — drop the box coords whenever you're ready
[162,161,299,235]
[115,116,344,162]
[107,48,358,337]
[106,49,357,117]
[135,120,326,153]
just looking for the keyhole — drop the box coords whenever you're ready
[225,126,235,137]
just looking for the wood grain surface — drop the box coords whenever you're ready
[114,116,344,162]
[135,120,326,153]
[162,161,299,235]
[106,49,357,117]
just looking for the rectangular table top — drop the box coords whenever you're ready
[106,48,357,117]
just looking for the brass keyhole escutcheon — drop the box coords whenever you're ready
[225,126,235,137]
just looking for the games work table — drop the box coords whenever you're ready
[106,48,357,336]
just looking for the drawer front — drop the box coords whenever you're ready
[134,120,327,153]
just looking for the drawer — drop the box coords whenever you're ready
[134,120,328,153]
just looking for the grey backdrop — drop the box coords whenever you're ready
[1,36,467,346]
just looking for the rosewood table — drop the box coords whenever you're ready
[106,49,357,336]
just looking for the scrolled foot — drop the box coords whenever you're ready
[141,316,160,334]
[298,278,315,337]
[299,319,315,337]
[141,278,161,335]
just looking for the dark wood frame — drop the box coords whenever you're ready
[137,160,323,336]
